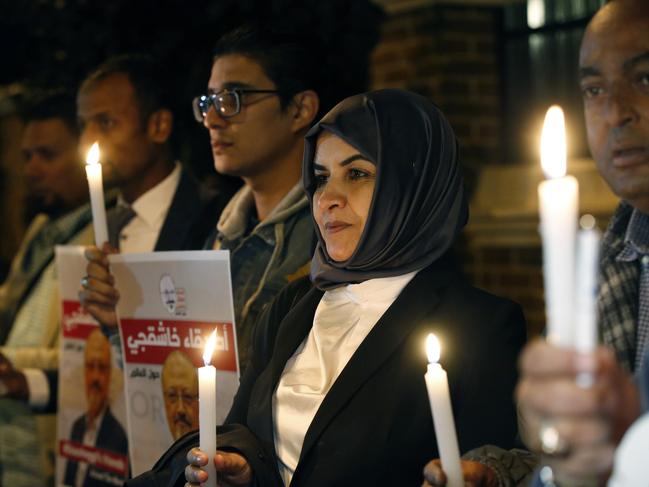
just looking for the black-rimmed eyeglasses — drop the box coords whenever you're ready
[192,89,280,122]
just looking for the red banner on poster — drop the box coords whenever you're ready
[59,439,129,476]
[120,319,236,371]
[61,300,99,339]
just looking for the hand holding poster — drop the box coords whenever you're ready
[55,246,129,487]
[109,250,239,476]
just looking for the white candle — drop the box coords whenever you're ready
[85,143,109,247]
[574,215,601,387]
[199,330,217,487]
[538,106,579,347]
[424,334,463,487]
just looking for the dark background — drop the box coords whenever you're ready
[0,0,383,180]
[0,0,612,336]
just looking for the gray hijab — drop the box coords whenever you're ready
[303,89,468,290]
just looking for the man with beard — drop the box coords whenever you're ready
[161,350,199,441]
[0,91,95,486]
[63,328,128,487]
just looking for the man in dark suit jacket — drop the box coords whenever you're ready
[77,53,230,333]
[63,407,128,487]
[76,53,225,255]
[63,329,128,487]
[32,54,228,414]
[0,55,226,486]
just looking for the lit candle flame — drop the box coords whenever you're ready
[203,329,217,366]
[426,333,441,364]
[540,105,567,180]
[86,142,100,166]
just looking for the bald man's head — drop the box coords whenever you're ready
[591,0,649,27]
[161,351,199,440]
[579,0,649,213]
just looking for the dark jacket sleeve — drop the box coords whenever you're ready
[445,288,532,487]
[125,277,312,487]
[39,368,58,413]
[462,446,538,487]
[443,286,527,453]
[225,276,311,424]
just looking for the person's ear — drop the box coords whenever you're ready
[289,90,319,134]
[147,109,173,143]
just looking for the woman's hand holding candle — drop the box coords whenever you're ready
[185,447,252,487]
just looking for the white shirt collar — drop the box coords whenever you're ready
[323,271,418,306]
[122,162,181,230]
[84,404,107,437]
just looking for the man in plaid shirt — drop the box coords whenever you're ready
[517,1,649,484]
[424,1,649,485]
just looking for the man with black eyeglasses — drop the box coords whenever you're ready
[86,25,328,373]
[194,24,323,369]
[78,54,227,329]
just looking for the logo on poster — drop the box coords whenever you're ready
[159,274,186,316]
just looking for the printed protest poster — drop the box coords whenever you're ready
[109,250,239,476]
[55,246,129,487]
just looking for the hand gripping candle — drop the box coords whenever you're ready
[199,330,218,487]
[424,333,463,487]
[85,142,109,247]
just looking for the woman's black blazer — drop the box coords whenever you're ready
[127,258,526,487]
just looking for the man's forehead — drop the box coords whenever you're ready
[22,119,72,147]
[86,344,110,358]
[580,17,649,71]
[208,54,271,90]
[86,341,110,359]
[78,74,136,114]
[163,366,197,384]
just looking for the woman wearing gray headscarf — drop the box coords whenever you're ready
[129,89,526,487]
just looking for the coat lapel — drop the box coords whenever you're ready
[154,169,201,251]
[268,287,324,392]
[252,287,324,446]
[296,264,451,466]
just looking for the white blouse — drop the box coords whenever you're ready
[272,271,417,485]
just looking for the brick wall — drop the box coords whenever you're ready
[465,245,546,337]
[371,2,504,175]
[369,2,546,337]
